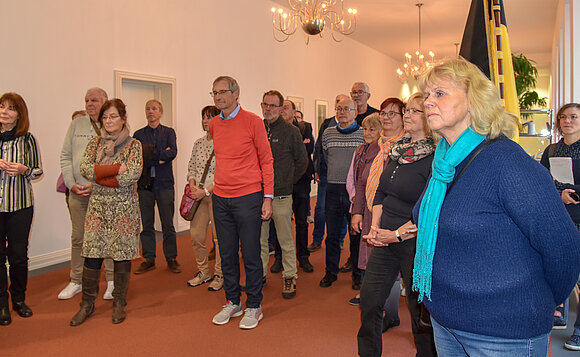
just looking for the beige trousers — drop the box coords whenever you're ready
[68,192,113,283]
[260,196,297,278]
[189,196,222,276]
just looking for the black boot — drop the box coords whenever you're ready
[70,267,100,326]
[0,306,11,326]
[112,262,131,324]
[270,257,283,273]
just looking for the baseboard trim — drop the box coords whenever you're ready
[29,249,70,271]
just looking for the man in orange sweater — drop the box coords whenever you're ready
[209,76,274,330]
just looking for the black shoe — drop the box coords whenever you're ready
[339,257,353,273]
[0,307,11,325]
[13,301,32,318]
[241,276,267,292]
[319,272,338,287]
[352,274,362,290]
[299,258,314,273]
[270,258,283,273]
[382,318,400,333]
[308,242,321,252]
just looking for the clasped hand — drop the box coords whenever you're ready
[0,159,27,177]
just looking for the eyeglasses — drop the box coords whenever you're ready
[261,102,281,109]
[402,108,424,115]
[350,90,367,96]
[101,114,120,120]
[209,89,232,97]
[379,111,401,118]
[558,114,579,121]
[336,107,356,113]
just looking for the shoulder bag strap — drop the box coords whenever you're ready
[198,150,215,188]
[90,118,101,136]
[446,137,502,197]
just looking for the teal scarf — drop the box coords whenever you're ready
[413,127,485,302]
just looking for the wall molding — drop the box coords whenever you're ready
[29,249,70,271]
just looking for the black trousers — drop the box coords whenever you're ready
[212,192,263,308]
[0,206,33,307]
[357,239,436,357]
[292,181,311,260]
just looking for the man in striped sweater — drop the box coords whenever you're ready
[320,97,364,288]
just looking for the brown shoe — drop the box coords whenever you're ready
[167,260,182,273]
[134,261,155,275]
[282,276,297,299]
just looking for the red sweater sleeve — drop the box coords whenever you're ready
[94,163,121,187]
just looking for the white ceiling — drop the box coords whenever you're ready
[271,0,558,69]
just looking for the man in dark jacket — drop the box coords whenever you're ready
[259,91,307,299]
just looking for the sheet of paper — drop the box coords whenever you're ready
[549,157,575,184]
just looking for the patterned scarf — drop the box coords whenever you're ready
[413,127,485,302]
[390,134,436,164]
[96,125,130,165]
[365,130,405,210]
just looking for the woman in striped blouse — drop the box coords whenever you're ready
[0,92,43,326]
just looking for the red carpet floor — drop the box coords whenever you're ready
[1,219,555,356]
[1,221,421,356]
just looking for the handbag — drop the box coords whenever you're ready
[56,173,68,194]
[179,150,214,221]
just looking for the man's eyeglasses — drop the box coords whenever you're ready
[210,89,232,97]
[261,102,281,109]
[350,90,367,96]
[401,108,424,115]
[379,111,401,118]
[558,114,579,121]
[336,107,356,113]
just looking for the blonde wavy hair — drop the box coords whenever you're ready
[417,57,518,139]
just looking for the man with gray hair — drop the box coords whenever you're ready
[133,99,180,275]
[59,87,115,300]
[319,97,364,288]
[351,82,378,126]
[209,76,274,329]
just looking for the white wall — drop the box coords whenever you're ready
[0,0,402,268]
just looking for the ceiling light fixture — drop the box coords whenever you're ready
[271,0,357,45]
[396,3,435,82]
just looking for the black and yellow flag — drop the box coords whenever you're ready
[460,0,520,125]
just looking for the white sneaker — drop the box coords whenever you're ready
[239,306,263,329]
[212,301,243,325]
[58,282,82,300]
[103,280,114,300]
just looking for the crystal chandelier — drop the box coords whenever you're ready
[396,3,435,82]
[271,0,357,44]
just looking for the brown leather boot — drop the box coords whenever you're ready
[112,262,131,324]
[70,267,100,326]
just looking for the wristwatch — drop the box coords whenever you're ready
[394,229,403,242]
[204,188,210,197]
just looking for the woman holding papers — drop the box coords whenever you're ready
[540,102,580,350]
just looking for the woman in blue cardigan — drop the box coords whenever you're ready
[413,58,580,356]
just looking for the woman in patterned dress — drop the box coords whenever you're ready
[70,98,142,326]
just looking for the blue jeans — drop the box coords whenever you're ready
[431,317,549,357]
[312,179,347,245]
